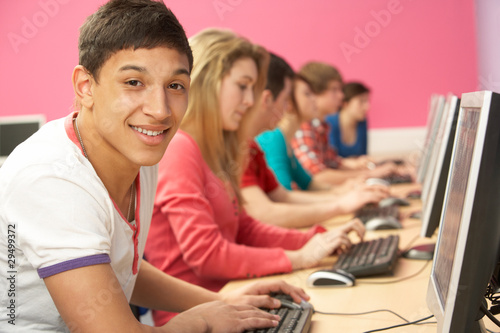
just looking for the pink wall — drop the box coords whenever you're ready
[0,0,477,128]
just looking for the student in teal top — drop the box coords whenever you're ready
[256,128,311,190]
[255,72,324,191]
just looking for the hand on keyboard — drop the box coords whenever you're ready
[244,294,314,333]
[286,219,366,270]
[170,300,280,333]
[336,183,390,214]
[220,280,310,311]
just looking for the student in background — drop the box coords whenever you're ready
[326,82,370,158]
[240,53,389,228]
[0,2,310,332]
[144,29,365,326]
[291,61,398,186]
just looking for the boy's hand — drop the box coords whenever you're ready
[167,301,280,333]
[220,280,310,309]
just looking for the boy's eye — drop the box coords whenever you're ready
[126,80,142,87]
[169,83,184,90]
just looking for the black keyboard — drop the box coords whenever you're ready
[245,294,313,333]
[333,235,400,277]
[383,173,413,184]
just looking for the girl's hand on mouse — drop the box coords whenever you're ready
[286,219,364,270]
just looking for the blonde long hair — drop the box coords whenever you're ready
[182,28,269,203]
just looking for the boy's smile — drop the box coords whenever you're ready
[77,47,191,168]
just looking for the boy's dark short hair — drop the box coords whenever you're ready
[266,53,295,99]
[343,82,370,102]
[79,0,193,83]
[298,61,343,94]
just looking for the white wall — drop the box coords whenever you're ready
[476,0,500,93]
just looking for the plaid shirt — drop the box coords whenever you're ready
[291,118,341,174]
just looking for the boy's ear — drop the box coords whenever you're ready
[260,89,274,110]
[72,65,94,109]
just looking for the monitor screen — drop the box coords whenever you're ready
[427,91,500,333]
[433,101,479,305]
[416,95,446,185]
[420,95,456,206]
[420,95,460,238]
[0,115,45,165]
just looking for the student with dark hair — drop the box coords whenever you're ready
[325,82,370,157]
[240,53,389,228]
[0,2,307,332]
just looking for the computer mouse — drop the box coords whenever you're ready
[365,178,391,187]
[378,197,410,208]
[364,217,403,230]
[401,244,435,260]
[306,269,355,287]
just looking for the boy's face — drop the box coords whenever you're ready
[294,79,317,122]
[314,80,344,119]
[267,77,292,129]
[87,47,190,167]
[244,77,292,138]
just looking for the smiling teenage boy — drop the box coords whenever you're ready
[0,1,307,332]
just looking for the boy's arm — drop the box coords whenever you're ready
[241,185,343,228]
[313,167,365,185]
[133,260,311,311]
[130,259,217,312]
[44,261,281,333]
[242,183,389,228]
[44,263,162,332]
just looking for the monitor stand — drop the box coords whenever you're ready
[401,243,435,260]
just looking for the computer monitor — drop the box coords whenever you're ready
[419,94,460,235]
[402,95,460,260]
[0,115,46,166]
[427,91,500,332]
[416,95,446,185]
[414,94,439,180]
[420,95,456,206]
